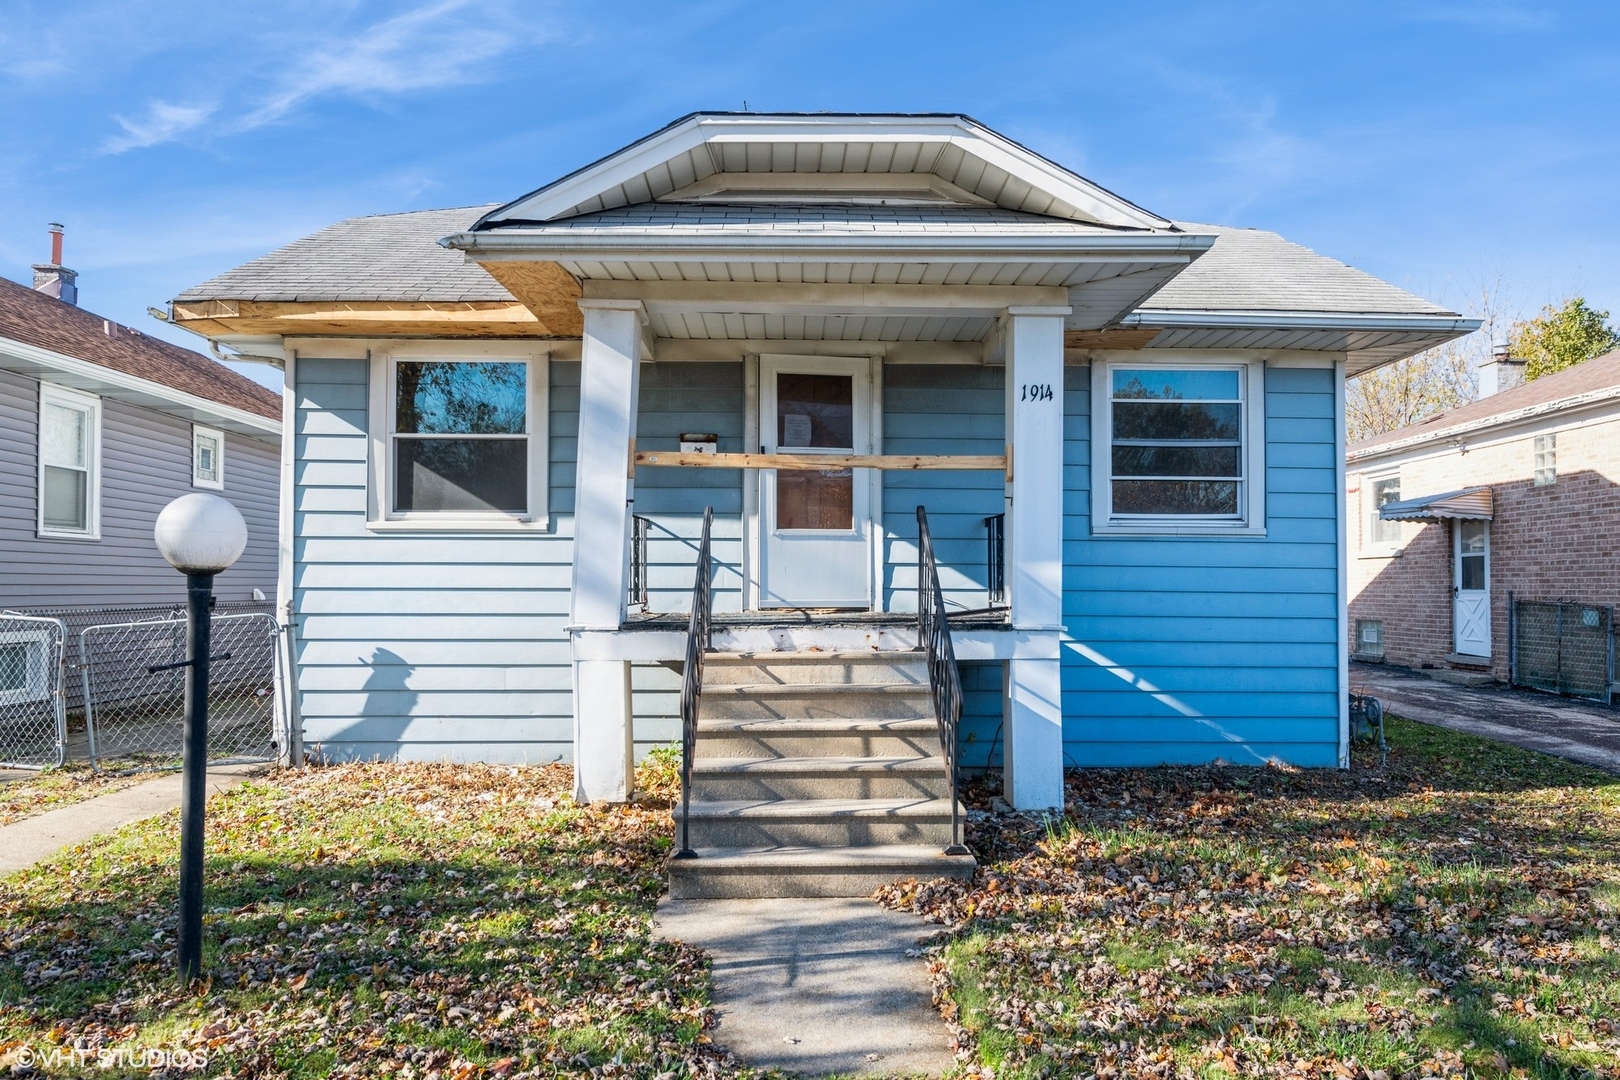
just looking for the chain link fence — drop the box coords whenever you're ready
[1511,599,1615,704]
[0,614,68,770]
[80,612,281,771]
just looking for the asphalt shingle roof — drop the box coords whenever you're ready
[0,275,282,420]
[1140,224,1457,317]
[1349,348,1620,455]
[174,206,1456,324]
[175,205,512,304]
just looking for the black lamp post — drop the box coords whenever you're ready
[153,493,247,985]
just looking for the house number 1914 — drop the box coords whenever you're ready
[1020,383,1054,402]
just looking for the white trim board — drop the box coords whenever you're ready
[0,334,280,439]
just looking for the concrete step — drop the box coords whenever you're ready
[695,716,942,760]
[674,797,959,848]
[667,844,977,899]
[698,684,934,723]
[702,651,927,686]
[690,755,951,800]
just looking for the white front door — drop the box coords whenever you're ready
[1453,519,1491,656]
[758,355,873,608]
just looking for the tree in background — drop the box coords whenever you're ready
[1345,282,1502,444]
[1507,297,1620,380]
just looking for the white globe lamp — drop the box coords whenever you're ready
[154,493,248,575]
[152,492,248,986]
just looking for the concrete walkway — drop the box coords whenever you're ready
[653,897,955,1077]
[1352,662,1620,774]
[0,764,261,875]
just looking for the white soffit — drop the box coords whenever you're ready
[477,113,1172,230]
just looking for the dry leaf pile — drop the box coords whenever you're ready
[879,719,1620,1080]
[1,757,748,1078]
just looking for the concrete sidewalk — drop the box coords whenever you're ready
[1352,662,1620,774]
[0,765,261,875]
[653,897,955,1077]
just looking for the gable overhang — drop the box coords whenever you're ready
[0,333,281,439]
[1118,310,1482,375]
[442,229,1216,338]
[475,113,1173,230]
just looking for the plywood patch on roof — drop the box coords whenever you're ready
[479,262,584,337]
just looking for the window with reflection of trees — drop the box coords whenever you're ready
[1109,368,1243,517]
[392,361,528,514]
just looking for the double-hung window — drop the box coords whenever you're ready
[369,348,548,527]
[38,383,100,539]
[1368,475,1402,546]
[1092,361,1264,533]
[193,425,224,489]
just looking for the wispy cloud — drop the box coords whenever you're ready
[90,0,555,153]
[102,100,217,153]
[243,0,542,129]
[1413,2,1556,32]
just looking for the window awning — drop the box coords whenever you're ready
[1378,486,1493,522]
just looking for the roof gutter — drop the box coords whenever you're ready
[440,230,1216,263]
[1122,309,1481,334]
[0,333,281,438]
[1348,383,1620,463]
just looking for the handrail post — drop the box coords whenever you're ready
[674,506,714,860]
[917,506,969,856]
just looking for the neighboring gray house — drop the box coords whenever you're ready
[0,254,283,611]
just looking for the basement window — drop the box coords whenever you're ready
[0,629,52,706]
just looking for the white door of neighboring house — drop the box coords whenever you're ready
[1453,519,1491,657]
[758,355,873,608]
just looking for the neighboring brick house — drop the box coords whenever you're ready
[1347,348,1620,691]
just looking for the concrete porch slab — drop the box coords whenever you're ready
[652,896,955,1077]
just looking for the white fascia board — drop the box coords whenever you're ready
[1124,309,1480,333]
[1346,385,1620,464]
[0,335,281,440]
[480,113,1174,229]
[444,230,1213,264]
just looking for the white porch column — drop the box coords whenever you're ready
[571,300,645,803]
[1002,306,1069,810]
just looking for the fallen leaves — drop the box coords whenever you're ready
[878,719,1620,1079]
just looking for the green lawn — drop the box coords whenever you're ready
[0,753,744,1079]
[880,718,1620,1079]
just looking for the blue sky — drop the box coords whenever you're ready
[2,0,1616,389]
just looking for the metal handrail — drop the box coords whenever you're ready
[985,513,1006,609]
[917,506,969,856]
[630,515,651,610]
[673,506,715,860]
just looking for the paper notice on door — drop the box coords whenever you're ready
[782,413,812,447]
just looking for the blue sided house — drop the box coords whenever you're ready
[170,114,1476,895]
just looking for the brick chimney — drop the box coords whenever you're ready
[1479,341,1527,397]
[32,223,78,306]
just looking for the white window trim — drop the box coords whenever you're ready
[366,344,550,532]
[0,627,54,706]
[1089,356,1266,537]
[37,382,101,541]
[192,424,225,490]
[1360,469,1404,558]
